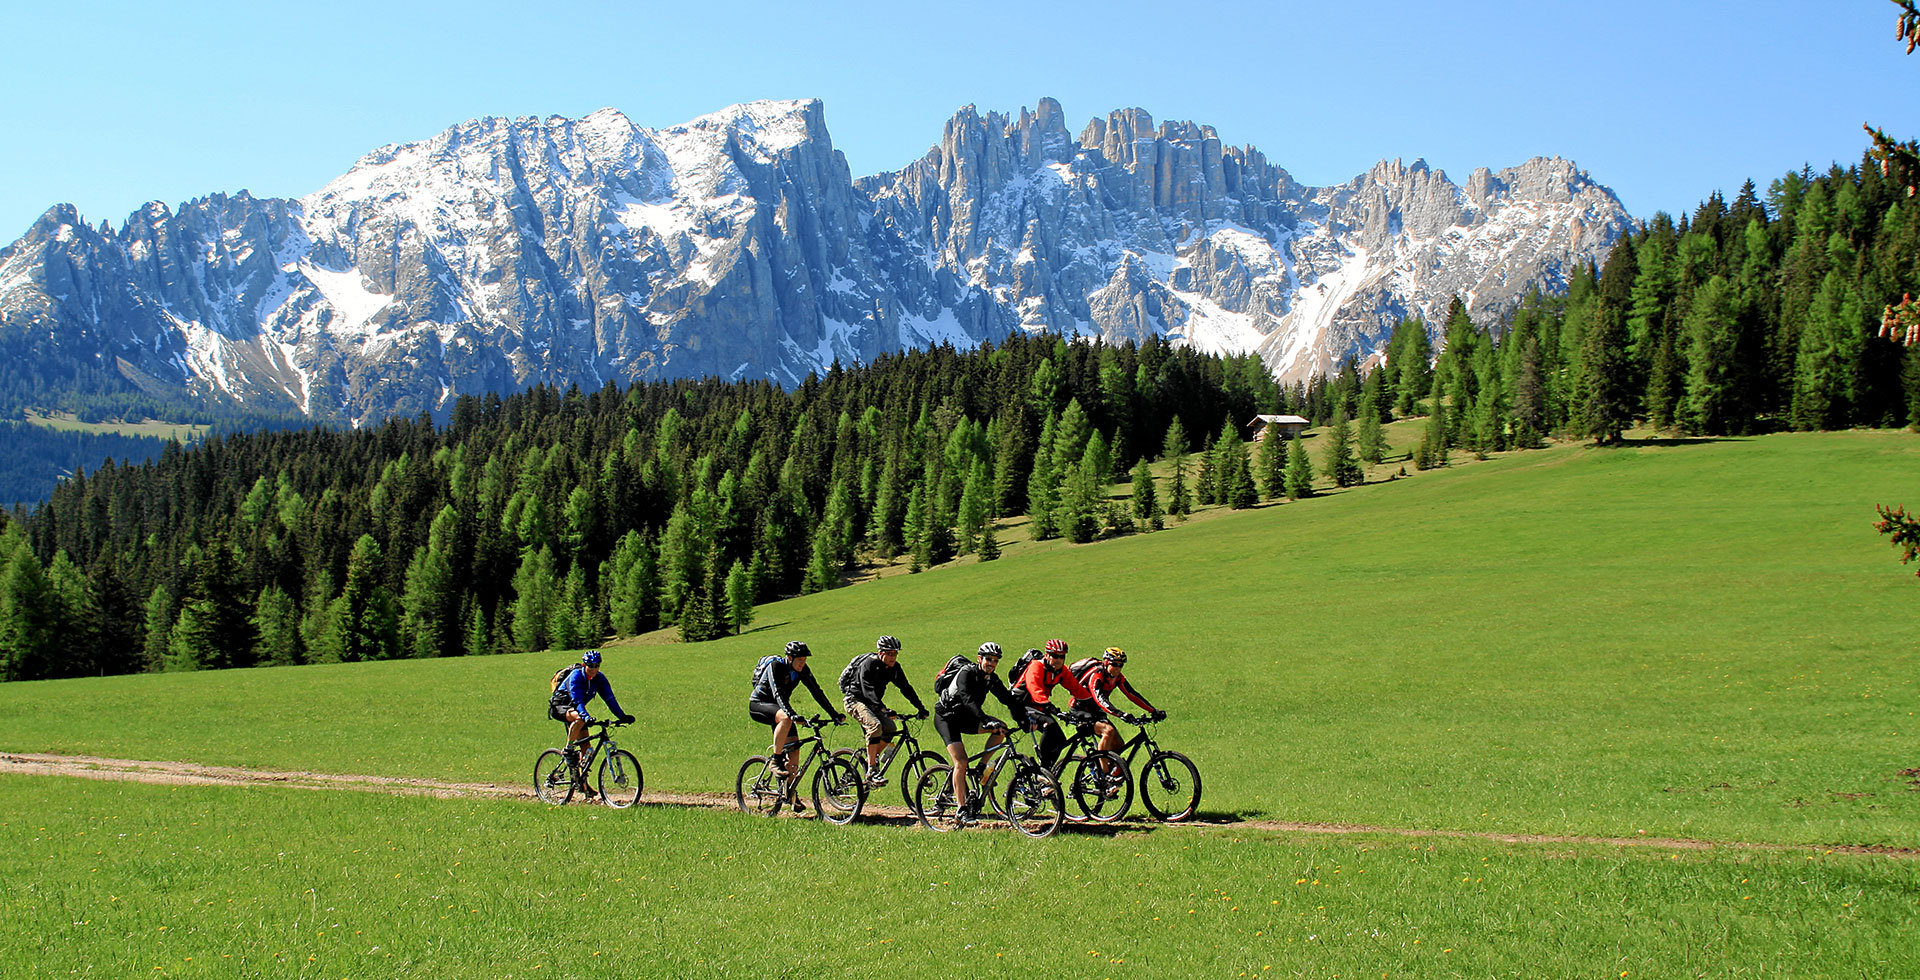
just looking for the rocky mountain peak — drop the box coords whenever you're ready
[0,98,1633,424]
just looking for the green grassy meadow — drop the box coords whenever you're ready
[3,430,1919,975]
[5,776,1914,979]
[20,410,208,442]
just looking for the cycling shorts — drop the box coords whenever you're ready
[844,697,895,744]
[748,699,784,727]
[933,709,1001,748]
[549,698,576,724]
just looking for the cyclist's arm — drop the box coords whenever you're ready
[595,674,628,720]
[769,665,802,719]
[889,662,927,713]
[1116,675,1156,714]
[1059,666,1097,704]
[800,666,840,717]
[988,673,1023,713]
[1021,663,1052,706]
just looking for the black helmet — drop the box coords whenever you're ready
[581,649,602,666]
[977,642,1003,658]
[785,640,810,659]
[877,635,901,652]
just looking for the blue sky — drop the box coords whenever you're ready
[2,0,1915,237]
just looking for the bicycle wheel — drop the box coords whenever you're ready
[1067,751,1133,823]
[812,755,866,826]
[911,765,961,832]
[735,755,785,817]
[598,749,644,809]
[899,751,945,809]
[1003,763,1065,839]
[534,749,574,805]
[1139,750,1202,822]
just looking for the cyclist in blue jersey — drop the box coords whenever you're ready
[549,650,634,793]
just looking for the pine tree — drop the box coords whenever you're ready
[955,458,990,555]
[1322,410,1364,488]
[253,585,303,666]
[331,534,400,661]
[803,523,839,595]
[725,559,754,635]
[1129,459,1160,524]
[510,547,558,654]
[1058,453,1104,544]
[1357,399,1385,467]
[977,520,1001,561]
[1254,425,1287,500]
[1223,441,1258,509]
[1283,432,1316,499]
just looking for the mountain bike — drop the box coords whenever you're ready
[735,715,865,824]
[911,722,1064,838]
[831,710,945,808]
[1114,716,1201,821]
[1051,713,1135,823]
[534,719,642,808]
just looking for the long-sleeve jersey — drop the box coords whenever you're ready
[752,659,839,719]
[1014,659,1096,707]
[844,654,926,713]
[557,669,626,722]
[1076,664,1157,716]
[935,661,1022,724]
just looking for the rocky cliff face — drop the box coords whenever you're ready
[0,98,1631,423]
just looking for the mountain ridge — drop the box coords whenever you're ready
[0,98,1631,424]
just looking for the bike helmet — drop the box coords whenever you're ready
[977,641,1003,658]
[877,635,901,652]
[1043,638,1068,656]
[784,640,811,659]
[581,649,602,666]
[1102,647,1126,666]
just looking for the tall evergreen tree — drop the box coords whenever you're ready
[1283,432,1316,499]
[1322,410,1364,488]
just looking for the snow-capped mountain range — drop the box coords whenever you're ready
[0,98,1631,424]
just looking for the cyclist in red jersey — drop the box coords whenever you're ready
[1011,638,1098,769]
[1068,647,1165,756]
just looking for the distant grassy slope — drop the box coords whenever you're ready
[21,410,208,442]
[2,431,1916,846]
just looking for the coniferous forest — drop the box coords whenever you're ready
[2,155,1917,683]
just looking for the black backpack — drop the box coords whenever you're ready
[1068,657,1102,686]
[1005,649,1046,691]
[839,652,876,695]
[750,655,783,695]
[931,654,974,696]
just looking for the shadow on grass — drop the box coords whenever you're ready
[1622,436,1746,447]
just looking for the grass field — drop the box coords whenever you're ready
[3,430,1918,975]
[5,776,1915,979]
[20,410,207,442]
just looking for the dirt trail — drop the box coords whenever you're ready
[6,752,1915,858]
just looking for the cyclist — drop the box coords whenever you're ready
[1011,638,1097,769]
[932,642,1023,825]
[1068,646,1166,756]
[749,641,845,800]
[839,635,930,787]
[549,650,634,793]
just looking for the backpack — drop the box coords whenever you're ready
[751,655,784,695]
[1068,657,1102,687]
[839,652,876,695]
[1005,649,1046,692]
[931,654,974,696]
[549,662,584,699]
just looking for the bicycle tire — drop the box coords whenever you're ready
[534,749,574,805]
[900,750,945,808]
[812,755,866,825]
[910,765,961,832]
[1139,750,1202,822]
[735,755,785,817]
[1003,763,1065,839]
[1067,751,1133,823]
[599,749,644,809]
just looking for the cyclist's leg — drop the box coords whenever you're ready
[1037,717,1066,769]
[934,711,971,811]
[1092,719,1122,776]
[771,711,799,780]
[565,708,588,751]
[847,698,890,774]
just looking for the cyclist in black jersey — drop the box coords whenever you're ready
[749,641,845,790]
[931,642,1024,823]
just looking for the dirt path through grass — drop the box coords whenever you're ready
[8,751,1915,858]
